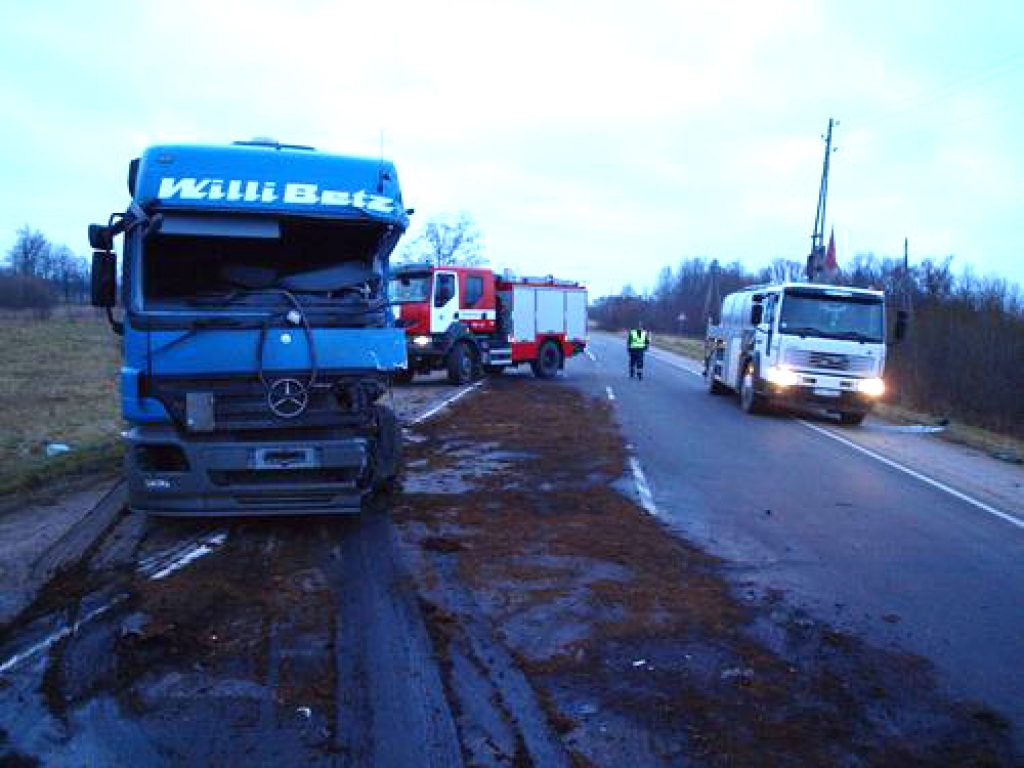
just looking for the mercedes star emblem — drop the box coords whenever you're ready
[267,378,309,418]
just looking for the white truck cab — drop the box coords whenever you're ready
[705,283,895,425]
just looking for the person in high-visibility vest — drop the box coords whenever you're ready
[627,322,651,380]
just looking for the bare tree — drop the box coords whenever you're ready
[399,212,486,267]
[7,225,51,278]
[50,244,87,303]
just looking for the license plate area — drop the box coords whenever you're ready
[812,387,840,398]
[250,447,319,469]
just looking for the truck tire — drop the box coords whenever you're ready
[839,411,865,426]
[705,356,727,395]
[393,369,414,385]
[740,364,767,414]
[370,405,401,491]
[531,340,562,379]
[446,342,474,385]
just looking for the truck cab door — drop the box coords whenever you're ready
[432,271,459,332]
[752,296,775,362]
[761,295,777,362]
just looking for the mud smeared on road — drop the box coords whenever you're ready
[395,377,1016,767]
[0,376,1017,766]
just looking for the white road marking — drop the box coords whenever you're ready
[648,349,703,378]
[137,534,207,574]
[0,596,126,675]
[585,348,597,362]
[411,381,483,425]
[629,456,658,515]
[798,420,1024,530]
[148,532,229,580]
[3,529,230,675]
[606,386,616,401]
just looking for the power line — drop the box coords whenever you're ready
[846,93,1024,150]
[853,52,1024,134]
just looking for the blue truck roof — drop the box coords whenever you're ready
[134,142,409,229]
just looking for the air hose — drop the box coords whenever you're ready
[256,290,319,415]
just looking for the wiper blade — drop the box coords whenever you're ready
[781,326,821,337]
[185,290,253,306]
[150,317,258,357]
[827,331,879,342]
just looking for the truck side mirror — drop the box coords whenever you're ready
[88,223,113,251]
[127,157,140,196]
[894,309,909,342]
[91,251,117,308]
[750,304,763,325]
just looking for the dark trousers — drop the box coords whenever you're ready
[628,348,645,377]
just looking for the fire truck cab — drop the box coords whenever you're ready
[389,264,587,384]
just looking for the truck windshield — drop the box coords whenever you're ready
[140,217,390,321]
[388,273,432,304]
[779,290,884,343]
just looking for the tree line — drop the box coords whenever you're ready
[591,254,1024,438]
[1,225,91,314]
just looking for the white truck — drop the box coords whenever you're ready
[704,282,906,425]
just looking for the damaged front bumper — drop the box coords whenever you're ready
[125,425,371,516]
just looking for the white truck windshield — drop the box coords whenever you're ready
[779,290,884,343]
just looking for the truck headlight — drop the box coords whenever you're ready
[858,377,885,397]
[412,335,431,347]
[765,365,799,387]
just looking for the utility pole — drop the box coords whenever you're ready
[806,118,838,281]
[903,236,913,314]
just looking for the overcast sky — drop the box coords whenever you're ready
[1,0,1022,297]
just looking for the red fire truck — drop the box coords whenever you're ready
[388,264,588,384]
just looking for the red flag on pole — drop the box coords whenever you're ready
[824,227,838,272]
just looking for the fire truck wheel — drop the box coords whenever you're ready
[446,342,474,384]
[740,365,767,414]
[393,369,414,385]
[531,340,562,379]
[839,411,865,426]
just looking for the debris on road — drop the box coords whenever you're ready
[395,376,1017,767]
[0,375,1017,766]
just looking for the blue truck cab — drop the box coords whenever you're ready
[89,139,409,515]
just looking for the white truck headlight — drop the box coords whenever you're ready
[858,377,885,397]
[765,365,799,387]
[412,335,431,347]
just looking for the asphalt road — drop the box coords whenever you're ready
[574,333,1024,746]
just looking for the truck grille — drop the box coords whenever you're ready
[150,375,375,432]
[208,468,361,487]
[784,349,875,374]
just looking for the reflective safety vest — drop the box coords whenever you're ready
[628,329,649,349]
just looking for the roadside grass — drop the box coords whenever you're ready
[648,330,1023,463]
[873,402,1024,462]
[0,311,123,501]
[650,333,705,362]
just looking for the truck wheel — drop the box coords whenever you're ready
[839,411,865,426]
[705,356,727,395]
[531,340,562,379]
[370,405,401,491]
[393,369,414,385]
[446,342,474,385]
[740,365,767,414]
